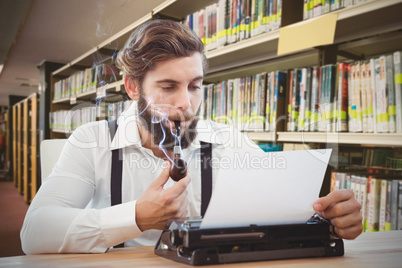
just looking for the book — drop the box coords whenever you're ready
[361,62,369,133]
[298,68,307,131]
[385,180,392,231]
[374,56,389,132]
[310,67,320,132]
[336,62,349,132]
[365,61,375,133]
[366,177,381,232]
[350,62,363,132]
[290,69,301,131]
[385,55,396,133]
[270,71,287,132]
[391,180,399,230]
[369,58,378,133]
[393,51,402,133]
[217,0,228,48]
[379,179,387,231]
[398,181,402,230]
[265,72,272,131]
[360,176,368,231]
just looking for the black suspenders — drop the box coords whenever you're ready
[200,141,213,218]
[108,119,213,248]
[108,120,124,248]
[109,120,123,207]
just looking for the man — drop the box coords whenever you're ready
[21,20,362,254]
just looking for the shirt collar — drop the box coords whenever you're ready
[109,101,225,151]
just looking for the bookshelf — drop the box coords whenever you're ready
[47,0,402,143]
[43,0,402,232]
[0,109,8,172]
[11,94,39,203]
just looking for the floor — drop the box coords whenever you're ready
[0,171,29,257]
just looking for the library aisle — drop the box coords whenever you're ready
[0,177,29,257]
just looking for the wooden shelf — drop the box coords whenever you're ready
[51,129,71,134]
[154,0,218,20]
[52,97,70,104]
[277,132,402,147]
[12,93,39,203]
[243,131,276,143]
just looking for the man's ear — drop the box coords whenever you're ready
[124,75,140,101]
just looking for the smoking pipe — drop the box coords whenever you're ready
[169,120,188,181]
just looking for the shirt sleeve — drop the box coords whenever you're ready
[20,123,143,254]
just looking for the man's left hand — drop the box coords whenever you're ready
[313,189,363,239]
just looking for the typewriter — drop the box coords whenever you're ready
[154,214,344,266]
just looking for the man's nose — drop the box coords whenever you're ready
[174,87,191,112]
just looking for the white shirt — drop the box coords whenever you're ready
[20,102,261,254]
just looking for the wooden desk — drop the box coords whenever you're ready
[1,231,401,267]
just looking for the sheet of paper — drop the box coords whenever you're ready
[200,148,332,229]
[277,13,338,55]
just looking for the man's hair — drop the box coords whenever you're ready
[116,19,208,85]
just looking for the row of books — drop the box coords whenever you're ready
[184,0,282,52]
[107,100,133,122]
[201,71,278,132]
[386,157,402,170]
[201,50,402,133]
[330,169,402,232]
[49,100,133,132]
[50,106,97,132]
[53,64,121,101]
[303,0,369,20]
[287,51,402,133]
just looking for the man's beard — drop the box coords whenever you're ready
[137,96,199,151]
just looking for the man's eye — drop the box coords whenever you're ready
[189,85,201,90]
[162,86,174,90]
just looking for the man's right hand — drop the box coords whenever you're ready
[135,161,191,231]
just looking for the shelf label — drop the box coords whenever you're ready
[278,13,338,55]
[70,96,77,105]
[97,88,106,99]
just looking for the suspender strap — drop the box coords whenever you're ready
[200,141,213,218]
[109,120,123,206]
[108,120,124,248]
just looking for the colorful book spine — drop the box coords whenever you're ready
[385,180,392,231]
[393,51,402,133]
[304,67,312,132]
[270,71,286,132]
[336,63,349,132]
[374,56,389,133]
[390,180,399,230]
[369,58,378,133]
[290,69,301,131]
[298,68,307,131]
[310,67,320,132]
[386,55,396,132]
[265,72,272,131]
[366,177,381,232]
[360,176,368,231]
[379,179,388,231]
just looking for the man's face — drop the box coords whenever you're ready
[136,53,204,151]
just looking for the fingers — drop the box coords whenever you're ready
[170,191,189,218]
[330,209,362,228]
[333,221,363,240]
[164,173,191,198]
[313,189,363,240]
[150,161,171,189]
[313,189,354,213]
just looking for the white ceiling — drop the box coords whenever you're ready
[0,0,167,107]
